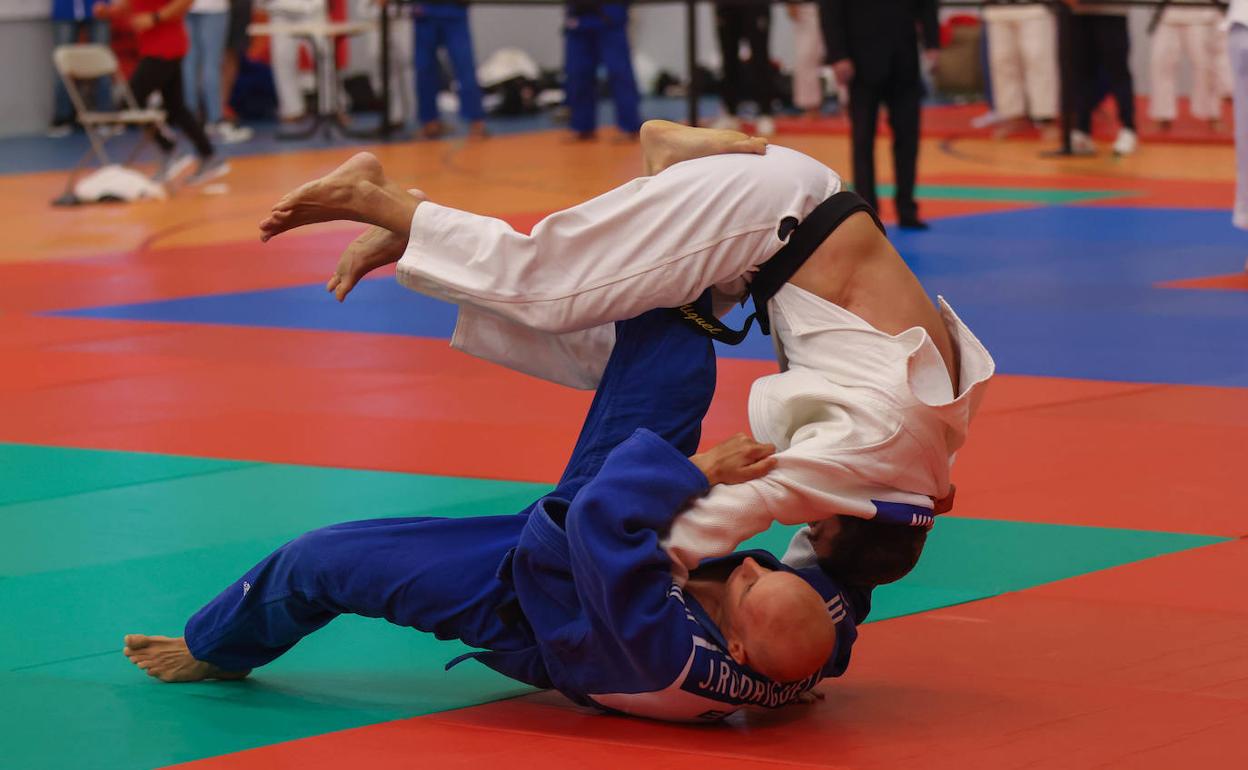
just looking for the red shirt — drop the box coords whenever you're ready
[128,0,189,59]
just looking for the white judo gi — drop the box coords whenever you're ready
[396,146,995,573]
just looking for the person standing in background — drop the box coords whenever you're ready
[265,0,324,125]
[982,1,1059,136]
[1068,1,1137,156]
[219,0,253,127]
[1149,0,1225,133]
[412,1,486,139]
[183,0,250,142]
[819,0,939,230]
[563,1,641,141]
[357,0,414,128]
[93,0,228,185]
[787,2,825,120]
[51,0,113,136]
[1228,0,1248,260]
[712,0,776,137]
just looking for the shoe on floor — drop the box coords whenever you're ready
[1070,130,1095,155]
[1112,128,1138,156]
[46,121,73,138]
[185,155,231,187]
[153,152,195,183]
[897,217,930,231]
[754,115,777,137]
[211,122,254,145]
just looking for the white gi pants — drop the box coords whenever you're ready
[984,5,1059,121]
[790,3,825,111]
[354,0,414,125]
[396,146,842,389]
[1150,9,1223,122]
[266,1,330,120]
[1231,23,1248,229]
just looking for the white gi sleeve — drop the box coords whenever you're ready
[662,443,931,576]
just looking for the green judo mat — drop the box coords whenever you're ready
[0,443,1226,770]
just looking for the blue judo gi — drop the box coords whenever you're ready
[413,2,485,125]
[183,305,866,722]
[564,2,642,135]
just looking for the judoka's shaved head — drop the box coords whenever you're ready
[722,558,837,682]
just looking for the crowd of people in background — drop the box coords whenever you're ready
[45,0,1248,240]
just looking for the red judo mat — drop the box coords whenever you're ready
[169,538,1248,770]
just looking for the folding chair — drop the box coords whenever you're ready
[52,43,167,201]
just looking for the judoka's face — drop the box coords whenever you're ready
[725,556,773,610]
[806,516,844,559]
[722,558,838,682]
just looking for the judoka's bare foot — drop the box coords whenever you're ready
[327,189,424,301]
[260,152,416,242]
[123,634,250,683]
[640,119,768,175]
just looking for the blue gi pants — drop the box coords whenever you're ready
[183,307,714,674]
[564,8,642,135]
[414,13,486,125]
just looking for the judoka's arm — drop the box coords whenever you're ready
[665,441,935,575]
[560,431,774,690]
[561,429,710,691]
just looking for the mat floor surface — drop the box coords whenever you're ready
[2,109,1246,769]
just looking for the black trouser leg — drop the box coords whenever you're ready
[744,6,774,116]
[129,58,178,153]
[1070,15,1096,133]
[716,6,744,115]
[1094,15,1135,130]
[159,57,215,158]
[849,80,882,212]
[887,76,922,221]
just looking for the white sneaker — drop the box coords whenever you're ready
[211,122,254,145]
[754,115,776,137]
[185,155,231,187]
[153,151,195,183]
[1070,130,1095,155]
[710,114,741,131]
[1112,128,1138,156]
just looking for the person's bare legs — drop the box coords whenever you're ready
[639,119,768,176]
[259,152,420,242]
[122,634,250,683]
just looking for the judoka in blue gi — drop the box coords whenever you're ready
[122,306,865,722]
[413,1,487,138]
[564,2,642,139]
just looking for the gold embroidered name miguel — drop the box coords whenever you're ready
[677,304,721,335]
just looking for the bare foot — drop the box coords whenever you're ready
[640,119,768,175]
[123,634,249,683]
[259,152,386,242]
[326,189,427,301]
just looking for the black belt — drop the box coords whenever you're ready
[670,190,885,345]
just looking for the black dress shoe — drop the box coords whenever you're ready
[897,217,930,231]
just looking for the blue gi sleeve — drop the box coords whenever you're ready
[562,428,709,692]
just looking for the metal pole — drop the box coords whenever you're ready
[686,0,698,125]
[1056,0,1074,154]
[380,0,393,139]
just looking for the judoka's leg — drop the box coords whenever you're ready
[263,133,831,337]
[124,515,529,682]
[317,121,767,304]
[550,306,717,499]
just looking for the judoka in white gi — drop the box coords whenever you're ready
[259,120,993,585]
